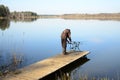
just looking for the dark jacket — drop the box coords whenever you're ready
[61,29,71,42]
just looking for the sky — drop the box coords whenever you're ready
[0,0,120,14]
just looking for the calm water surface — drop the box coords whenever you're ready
[0,19,120,79]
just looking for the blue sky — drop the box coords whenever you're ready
[0,0,120,14]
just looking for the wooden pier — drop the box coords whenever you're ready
[5,51,89,80]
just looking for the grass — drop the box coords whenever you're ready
[54,71,120,80]
[0,53,23,78]
[79,76,110,80]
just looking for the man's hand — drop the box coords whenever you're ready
[68,41,72,44]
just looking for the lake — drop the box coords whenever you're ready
[0,19,120,79]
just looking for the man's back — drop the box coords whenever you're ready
[61,29,71,39]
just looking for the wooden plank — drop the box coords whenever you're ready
[5,51,89,80]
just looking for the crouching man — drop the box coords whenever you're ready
[61,29,72,55]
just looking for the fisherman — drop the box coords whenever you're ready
[61,29,72,55]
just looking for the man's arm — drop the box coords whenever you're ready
[68,31,72,42]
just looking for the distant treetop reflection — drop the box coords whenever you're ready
[0,19,10,31]
[0,18,37,31]
[11,17,37,22]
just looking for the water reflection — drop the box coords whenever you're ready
[0,18,37,31]
[40,57,90,80]
[0,19,10,31]
[11,17,37,22]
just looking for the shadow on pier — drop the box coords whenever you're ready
[40,56,90,80]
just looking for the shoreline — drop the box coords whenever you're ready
[38,13,120,20]
[1,13,120,21]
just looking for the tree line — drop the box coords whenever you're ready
[0,5,38,19]
[0,5,10,18]
[10,11,38,19]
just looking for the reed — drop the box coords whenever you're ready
[55,71,119,80]
[0,53,23,77]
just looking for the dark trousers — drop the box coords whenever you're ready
[61,38,67,54]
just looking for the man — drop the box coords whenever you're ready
[61,29,72,55]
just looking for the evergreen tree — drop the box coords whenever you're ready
[0,5,10,17]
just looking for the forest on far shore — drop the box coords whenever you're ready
[0,4,120,21]
[0,5,38,19]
